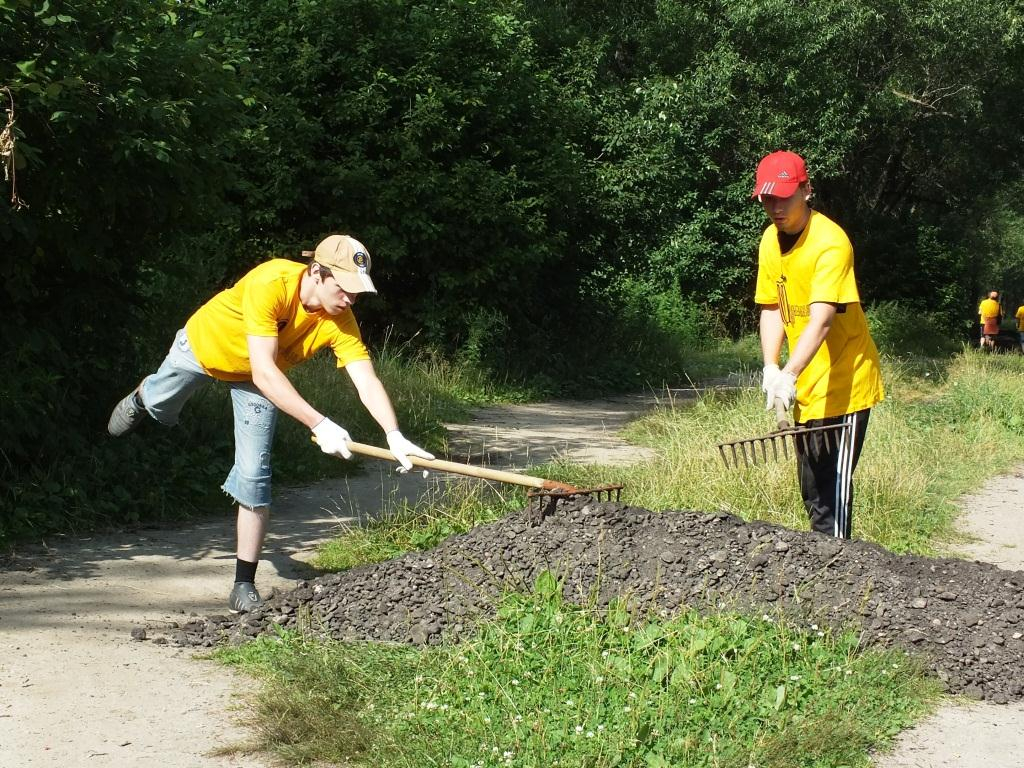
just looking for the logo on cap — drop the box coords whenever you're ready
[353,251,369,271]
[777,171,790,179]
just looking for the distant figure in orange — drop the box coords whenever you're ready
[978,291,1003,350]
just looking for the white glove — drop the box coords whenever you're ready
[764,369,798,411]
[386,430,435,471]
[312,418,352,459]
[761,364,781,409]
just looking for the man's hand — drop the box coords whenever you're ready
[761,363,781,409]
[764,370,798,411]
[386,430,435,471]
[312,418,352,459]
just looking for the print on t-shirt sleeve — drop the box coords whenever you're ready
[809,244,860,305]
[242,276,286,337]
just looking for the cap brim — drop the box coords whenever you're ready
[337,272,377,294]
[751,180,801,199]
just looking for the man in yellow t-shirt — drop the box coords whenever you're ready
[107,235,433,613]
[752,150,884,540]
[1016,301,1024,353]
[978,291,1002,350]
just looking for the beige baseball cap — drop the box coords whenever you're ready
[313,234,377,294]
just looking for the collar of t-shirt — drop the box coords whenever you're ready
[777,225,806,254]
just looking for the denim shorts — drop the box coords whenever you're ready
[140,328,278,509]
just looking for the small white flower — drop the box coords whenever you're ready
[504,751,513,759]
[597,724,605,731]
[716,683,722,690]
[595,676,604,684]
[810,624,818,631]
[575,725,584,734]
[587,731,595,738]
[789,675,801,681]
[484,717,491,724]
[602,650,610,658]
[628,692,637,700]
[415,675,425,683]
[623,706,632,713]
[688,698,697,705]
[816,631,825,637]
[511,679,520,686]
[792,643,801,651]
[565,699,574,706]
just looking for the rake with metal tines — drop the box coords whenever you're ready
[716,398,852,469]
[314,438,623,524]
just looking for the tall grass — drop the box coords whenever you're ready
[563,349,1024,554]
[218,576,938,768]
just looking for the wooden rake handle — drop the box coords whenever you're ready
[314,436,580,493]
[775,397,792,430]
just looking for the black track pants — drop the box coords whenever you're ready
[795,409,871,539]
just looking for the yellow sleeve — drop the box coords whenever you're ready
[754,231,778,305]
[330,311,371,368]
[809,244,860,305]
[242,274,287,337]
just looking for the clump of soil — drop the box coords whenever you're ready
[156,501,1024,703]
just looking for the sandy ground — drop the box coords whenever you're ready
[1,390,1022,768]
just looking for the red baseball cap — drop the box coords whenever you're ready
[751,151,808,198]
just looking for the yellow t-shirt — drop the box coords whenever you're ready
[754,210,884,422]
[184,259,370,381]
[1016,305,1024,331]
[979,298,1001,320]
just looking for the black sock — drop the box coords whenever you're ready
[235,558,258,584]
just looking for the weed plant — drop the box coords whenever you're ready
[218,572,938,768]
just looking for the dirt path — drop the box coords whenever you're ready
[1,389,1022,767]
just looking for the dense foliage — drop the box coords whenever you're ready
[2,0,1022,541]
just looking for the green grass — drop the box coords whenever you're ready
[218,574,939,768]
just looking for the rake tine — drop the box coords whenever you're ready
[759,438,768,463]
[781,433,790,460]
[770,435,779,461]
[730,443,740,468]
[719,444,729,467]
[740,441,750,467]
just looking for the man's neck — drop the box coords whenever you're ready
[298,271,322,313]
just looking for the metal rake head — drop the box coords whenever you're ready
[526,484,624,524]
[716,423,851,469]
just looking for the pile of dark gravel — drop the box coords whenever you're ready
[151,501,1024,703]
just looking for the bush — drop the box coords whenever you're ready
[865,300,963,358]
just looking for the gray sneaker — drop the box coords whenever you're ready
[228,582,265,614]
[107,387,147,436]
